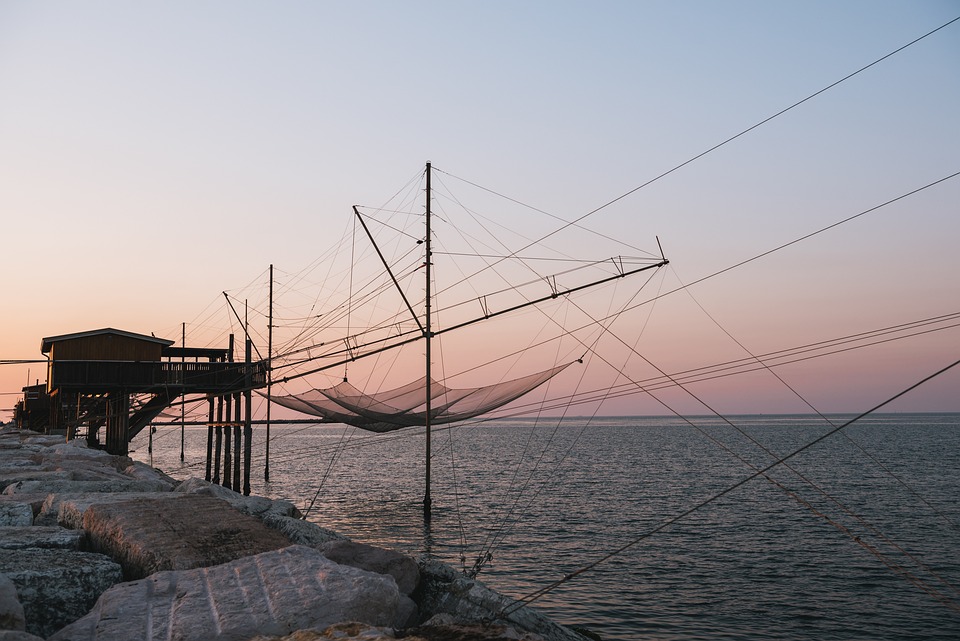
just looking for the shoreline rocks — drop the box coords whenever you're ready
[0,424,591,641]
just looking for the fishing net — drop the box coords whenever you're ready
[269,361,573,433]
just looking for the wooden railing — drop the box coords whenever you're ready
[48,360,267,393]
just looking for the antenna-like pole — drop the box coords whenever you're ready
[180,322,186,461]
[265,264,273,482]
[424,161,433,523]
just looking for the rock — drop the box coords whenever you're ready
[246,623,400,640]
[5,479,173,496]
[120,461,177,486]
[260,513,348,547]
[0,504,32,527]
[49,545,418,641]
[0,548,122,639]
[405,619,548,640]
[36,491,179,528]
[0,631,46,641]
[416,559,585,641]
[0,526,83,550]
[0,495,48,522]
[175,477,301,519]
[0,471,74,494]
[320,540,420,596]
[81,493,294,579]
[0,574,25,631]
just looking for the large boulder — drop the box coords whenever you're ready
[5,479,173,496]
[36,491,178,528]
[0,504,32,527]
[174,477,301,519]
[0,526,83,550]
[416,559,585,641]
[320,540,419,596]
[0,574,25,631]
[260,513,348,547]
[81,493,294,579]
[0,549,122,639]
[49,545,418,641]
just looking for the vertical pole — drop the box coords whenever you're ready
[424,161,433,522]
[265,263,273,482]
[213,394,223,485]
[233,391,241,491]
[180,322,185,462]
[243,337,252,496]
[234,311,244,492]
[223,334,234,489]
[223,394,232,490]
[205,396,214,482]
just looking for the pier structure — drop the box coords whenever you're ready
[16,327,267,494]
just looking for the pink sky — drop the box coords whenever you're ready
[2,2,958,419]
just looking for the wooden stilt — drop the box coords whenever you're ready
[213,395,223,485]
[205,396,214,482]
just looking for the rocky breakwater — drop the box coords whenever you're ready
[0,425,591,641]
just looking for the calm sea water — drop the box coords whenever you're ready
[131,414,960,640]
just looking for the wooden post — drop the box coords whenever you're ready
[223,335,234,490]
[424,161,433,522]
[223,392,232,490]
[180,322,186,461]
[243,337,252,496]
[205,396,214,482]
[265,263,273,482]
[213,395,223,485]
[232,391,241,491]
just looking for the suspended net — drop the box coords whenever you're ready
[269,361,575,433]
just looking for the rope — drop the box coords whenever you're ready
[434,15,960,290]
[499,357,960,618]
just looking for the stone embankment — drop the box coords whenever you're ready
[0,425,590,641]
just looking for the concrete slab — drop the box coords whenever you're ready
[81,493,294,579]
[49,545,417,641]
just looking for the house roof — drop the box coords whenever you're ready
[40,328,175,354]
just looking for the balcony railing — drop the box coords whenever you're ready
[48,360,268,393]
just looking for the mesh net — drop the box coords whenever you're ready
[268,361,573,433]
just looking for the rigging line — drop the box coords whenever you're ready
[672,267,960,537]
[513,317,960,415]
[466,170,960,393]
[353,206,425,336]
[429,173,589,286]
[473,269,666,571]
[433,168,649,255]
[501,357,960,616]
[488,289,960,604]
[432,306,470,571]
[352,205,423,241]
[678,170,960,292]
[473,345,608,579]
[300,423,356,520]
[346,212,357,381]
[443,15,960,287]
[222,293,264,361]
[541,16,960,251]
[670,267,960,594]
[469,305,579,572]
[274,260,667,384]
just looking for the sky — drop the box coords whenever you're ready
[1,1,958,418]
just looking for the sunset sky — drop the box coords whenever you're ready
[2,2,958,419]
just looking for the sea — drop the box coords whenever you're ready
[130,413,960,640]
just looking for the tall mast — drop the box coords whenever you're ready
[265,263,273,482]
[424,161,433,522]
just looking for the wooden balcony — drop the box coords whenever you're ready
[48,360,267,394]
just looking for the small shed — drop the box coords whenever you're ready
[41,328,173,362]
[41,328,174,393]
